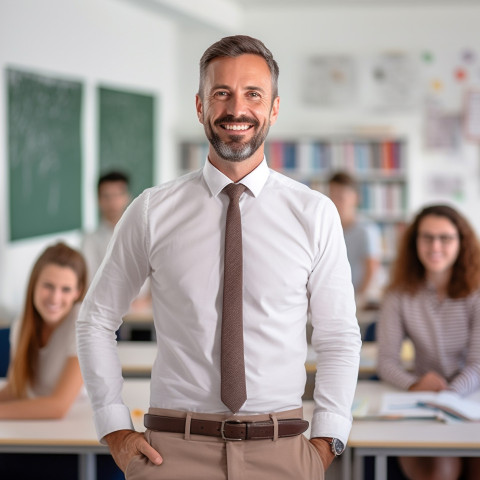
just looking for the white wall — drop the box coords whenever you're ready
[0,0,179,316]
[179,4,480,230]
[2,1,480,317]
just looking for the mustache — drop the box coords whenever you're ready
[214,115,259,127]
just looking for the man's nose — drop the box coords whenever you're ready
[225,94,246,117]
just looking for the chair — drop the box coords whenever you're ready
[0,327,10,377]
[363,321,377,342]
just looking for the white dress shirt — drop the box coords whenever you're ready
[77,159,361,444]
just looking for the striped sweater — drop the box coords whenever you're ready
[377,285,480,396]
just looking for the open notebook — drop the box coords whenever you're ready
[377,391,480,421]
[352,391,480,421]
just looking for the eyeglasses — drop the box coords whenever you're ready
[417,233,459,245]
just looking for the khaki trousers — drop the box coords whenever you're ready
[125,406,324,480]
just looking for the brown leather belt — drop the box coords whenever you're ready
[144,414,309,441]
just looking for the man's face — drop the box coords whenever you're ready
[98,181,130,225]
[196,54,279,163]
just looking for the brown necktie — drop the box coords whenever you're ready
[221,183,247,413]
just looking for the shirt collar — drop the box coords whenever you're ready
[203,157,270,198]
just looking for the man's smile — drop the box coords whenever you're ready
[221,124,253,131]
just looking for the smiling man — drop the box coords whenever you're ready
[77,35,361,480]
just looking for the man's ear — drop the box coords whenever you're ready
[269,96,280,126]
[195,94,204,124]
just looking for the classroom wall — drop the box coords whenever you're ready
[178,4,480,230]
[0,0,179,315]
[2,1,480,317]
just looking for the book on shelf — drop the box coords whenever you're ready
[262,139,405,174]
[353,391,480,422]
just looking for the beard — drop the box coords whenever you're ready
[204,115,270,162]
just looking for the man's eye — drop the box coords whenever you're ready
[215,91,228,97]
[249,92,260,97]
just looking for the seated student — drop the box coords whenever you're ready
[82,170,131,281]
[0,242,124,479]
[328,171,382,308]
[378,204,480,480]
[0,242,86,418]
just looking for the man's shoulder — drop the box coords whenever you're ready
[143,169,204,199]
[267,168,326,201]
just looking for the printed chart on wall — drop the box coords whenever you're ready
[302,55,356,107]
[98,86,156,198]
[7,69,83,241]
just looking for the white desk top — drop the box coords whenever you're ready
[117,341,157,375]
[1,377,478,455]
[0,378,149,448]
[350,381,480,449]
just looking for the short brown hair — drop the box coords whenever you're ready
[328,171,358,191]
[387,204,480,298]
[198,35,279,100]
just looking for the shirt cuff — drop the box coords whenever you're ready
[310,411,352,446]
[93,404,135,444]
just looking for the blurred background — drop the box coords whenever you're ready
[1,0,480,320]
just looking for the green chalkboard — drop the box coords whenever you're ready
[98,87,155,198]
[8,69,83,241]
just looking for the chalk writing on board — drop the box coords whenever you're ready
[8,68,83,241]
[99,86,155,198]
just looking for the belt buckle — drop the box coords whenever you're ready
[221,419,244,441]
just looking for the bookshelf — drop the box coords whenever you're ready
[178,135,408,272]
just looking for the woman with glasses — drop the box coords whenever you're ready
[378,204,480,480]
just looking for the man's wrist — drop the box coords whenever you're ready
[104,429,135,447]
[312,437,345,456]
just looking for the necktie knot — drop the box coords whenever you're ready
[223,183,246,203]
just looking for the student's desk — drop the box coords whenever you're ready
[117,341,157,376]
[349,381,480,480]
[305,340,414,378]
[0,378,149,480]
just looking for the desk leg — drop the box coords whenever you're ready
[341,447,351,480]
[79,452,96,480]
[375,455,387,480]
[353,452,364,480]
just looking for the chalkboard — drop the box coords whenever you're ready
[98,87,155,198]
[8,69,83,241]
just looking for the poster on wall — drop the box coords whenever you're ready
[363,52,420,111]
[423,98,462,152]
[7,68,83,241]
[302,55,356,107]
[464,89,480,142]
[425,174,465,202]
